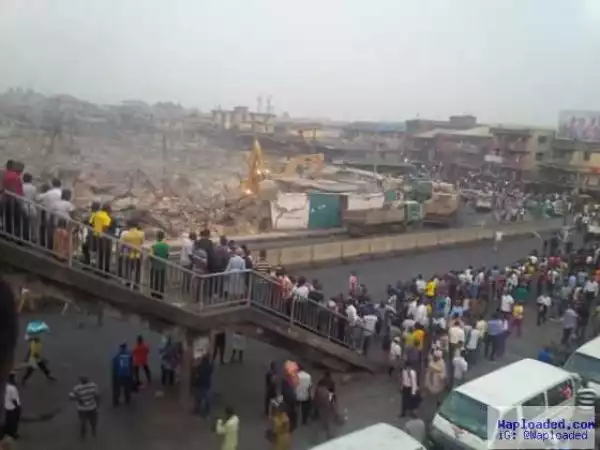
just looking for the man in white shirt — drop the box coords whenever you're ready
[295,366,312,425]
[493,231,503,252]
[4,372,21,439]
[452,350,468,386]
[292,277,310,300]
[407,298,418,318]
[388,336,402,377]
[500,292,514,316]
[22,173,37,217]
[584,279,599,302]
[345,302,358,325]
[400,363,419,417]
[402,315,416,333]
[464,267,474,284]
[414,299,428,327]
[51,188,75,222]
[180,232,194,268]
[537,292,552,326]
[179,231,196,293]
[361,311,378,356]
[465,327,481,364]
[415,276,426,294]
[432,316,447,331]
[448,320,465,359]
[39,178,62,211]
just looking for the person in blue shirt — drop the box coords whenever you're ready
[435,295,448,316]
[485,313,504,361]
[112,343,133,406]
[449,301,464,318]
[537,346,553,365]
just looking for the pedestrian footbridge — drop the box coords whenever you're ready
[0,191,376,372]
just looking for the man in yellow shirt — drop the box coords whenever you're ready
[412,325,426,351]
[512,301,524,337]
[92,207,111,235]
[22,337,55,386]
[425,279,436,299]
[119,220,144,287]
[92,204,113,273]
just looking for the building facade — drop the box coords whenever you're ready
[489,126,554,181]
[212,106,275,133]
[406,117,553,181]
[539,138,600,192]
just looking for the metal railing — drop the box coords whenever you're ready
[248,269,370,351]
[0,190,370,353]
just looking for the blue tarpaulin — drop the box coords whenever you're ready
[26,320,50,336]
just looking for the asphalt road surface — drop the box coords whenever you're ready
[15,232,564,450]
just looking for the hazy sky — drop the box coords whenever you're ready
[1,0,599,125]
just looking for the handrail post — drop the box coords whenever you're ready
[139,252,147,295]
[247,271,253,306]
[198,274,204,310]
[67,222,73,268]
[289,296,296,324]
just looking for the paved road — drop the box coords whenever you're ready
[15,232,563,450]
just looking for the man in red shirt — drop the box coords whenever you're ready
[132,335,151,389]
[2,160,24,196]
[2,160,25,238]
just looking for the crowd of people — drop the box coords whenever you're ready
[0,159,271,302]
[7,156,600,448]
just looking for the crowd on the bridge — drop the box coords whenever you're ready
[0,159,269,302]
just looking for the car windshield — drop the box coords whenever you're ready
[564,353,600,384]
[437,391,496,440]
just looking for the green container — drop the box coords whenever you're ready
[308,192,342,229]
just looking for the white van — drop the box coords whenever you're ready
[430,359,580,450]
[564,335,600,395]
[310,423,425,450]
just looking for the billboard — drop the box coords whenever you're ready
[558,110,600,142]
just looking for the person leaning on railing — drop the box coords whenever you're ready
[119,220,144,288]
[1,160,24,240]
[150,231,170,299]
[50,189,76,261]
[91,204,115,274]
[82,202,101,265]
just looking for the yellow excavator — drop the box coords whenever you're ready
[240,138,325,195]
[240,138,269,195]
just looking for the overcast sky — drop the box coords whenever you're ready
[1,0,599,125]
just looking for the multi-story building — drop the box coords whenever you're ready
[405,115,480,162]
[538,111,600,192]
[211,106,275,134]
[408,118,554,181]
[539,138,600,191]
[411,126,492,171]
[489,126,554,181]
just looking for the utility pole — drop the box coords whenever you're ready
[373,142,380,174]
[162,125,168,192]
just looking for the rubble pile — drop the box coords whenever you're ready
[2,131,268,237]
